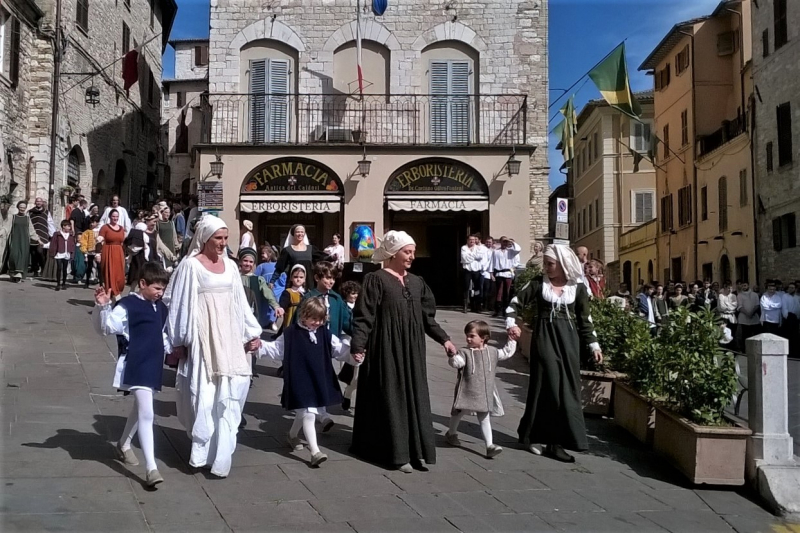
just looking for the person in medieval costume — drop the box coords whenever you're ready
[507,244,603,463]
[350,230,458,473]
[28,197,55,278]
[6,201,38,282]
[163,215,263,478]
[0,199,15,271]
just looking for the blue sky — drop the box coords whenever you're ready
[162,0,720,188]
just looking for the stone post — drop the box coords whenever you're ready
[744,334,800,519]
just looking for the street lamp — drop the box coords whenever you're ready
[506,149,521,176]
[210,154,224,178]
[358,148,371,177]
[85,86,100,107]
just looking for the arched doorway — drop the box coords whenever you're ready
[720,254,731,284]
[239,157,344,248]
[648,260,654,283]
[623,261,632,289]
[67,147,83,190]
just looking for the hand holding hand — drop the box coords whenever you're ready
[275,307,285,318]
[245,338,262,352]
[507,326,522,341]
[443,340,457,356]
[94,286,112,306]
[353,353,365,364]
[171,346,187,360]
[593,350,603,364]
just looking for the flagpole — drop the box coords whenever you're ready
[549,39,626,110]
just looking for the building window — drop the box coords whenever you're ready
[632,121,652,152]
[593,131,599,159]
[195,45,208,67]
[122,22,130,54]
[589,204,593,231]
[632,190,655,224]
[766,142,774,172]
[249,58,291,144]
[175,91,184,107]
[163,90,170,108]
[675,45,690,75]
[735,256,749,284]
[773,213,796,251]
[739,168,748,206]
[176,110,189,153]
[430,60,471,144]
[717,31,738,56]
[147,70,154,105]
[719,176,728,233]
[701,186,708,221]
[76,0,89,32]
[595,198,600,227]
[663,124,670,159]
[762,29,770,58]
[0,9,20,86]
[774,0,788,50]
[588,138,593,165]
[678,185,692,227]
[660,194,674,232]
[702,263,713,282]
[777,102,793,167]
[67,149,80,187]
[681,110,689,146]
[149,0,154,29]
[655,63,671,91]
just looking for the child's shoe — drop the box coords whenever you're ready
[445,431,461,446]
[310,452,328,467]
[115,443,139,466]
[486,444,503,459]
[341,397,351,411]
[321,419,334,433]
[146,469,164,487]
[287,433,304,451]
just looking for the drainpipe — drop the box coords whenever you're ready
[680,29,699,280]
[47,0,63,210]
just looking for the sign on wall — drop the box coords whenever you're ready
[198,181,224,212]
[386,158,488,195]
[556,197,569,223]
[241,158,344,194]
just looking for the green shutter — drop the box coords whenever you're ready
[430,60,471,144]
[250,59,267,143]
[268,59,290,143]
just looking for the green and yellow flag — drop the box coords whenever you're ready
[588,43,642,120]
[553,95,577,171]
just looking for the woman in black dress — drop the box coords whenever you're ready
[269,224,328,289]
[350,230,457,473]
[507,244,603,463]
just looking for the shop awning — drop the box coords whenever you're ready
[387,196,488,212]
[240,195,341,214]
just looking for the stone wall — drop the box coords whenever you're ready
[752,2,800,281]
[207,0,550,249]
[173,42,209,80]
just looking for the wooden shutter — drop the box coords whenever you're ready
[775,0,788,49]
[774,218,783,251]
[635,192,653,223]
[9,16,20,86]
[739,169,748,206]
[76,0,89,32]
[267,59,289,143]
[787,214,797,249]
[430,61,449,143]
[719,177,728,232]
[449,61,470,144]
[249,59,267,143]
[430,60,470,144]
[777,103,793,167]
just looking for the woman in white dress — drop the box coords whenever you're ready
[163,215,263,478]
[240,219,255,250]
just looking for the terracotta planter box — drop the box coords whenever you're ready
[653,405,751,486]
[580,370,617,417]
[614,382,655,445]
[516,322,533,361]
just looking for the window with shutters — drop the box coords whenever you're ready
[195,45,208,67]
[773,213,797,251]
[762,29,770,58]
[717,31,735,56]
[122,23,130,54]
[632,190,655,224]
[663,124,670,159]
[76,0,89,32]
[681,110,689,146]
[739,168,748,206]
[430,60,471,144]
[777,102,793,167]
[655,64,671,91]
[147,70,154,105]
[67,149,81,187]
[701,186,708,221]
[593,131,600,159]
[766,142,774,172]
[631,121,652,152]
[0,9,20,86]
[678,185,692,227]
[675,46,690,75]
[774,0,788,50]
[718,176,728,233]
[660,194,674,232]
[595,198,600,227]
[589,204,593,231]
[249,58,290,143]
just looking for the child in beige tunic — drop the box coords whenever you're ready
[446,320,516,458]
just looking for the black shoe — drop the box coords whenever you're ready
[545,445,575,463]
[239,417,247,429]
[342,397,351,411]
[55,285,61,291]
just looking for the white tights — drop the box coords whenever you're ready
[449,410,493,447]
[289,409,320,455]
[118,389,157,471]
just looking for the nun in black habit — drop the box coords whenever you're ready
[350,230,457,473]
[507,244,603,463]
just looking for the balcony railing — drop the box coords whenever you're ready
[697,114,747,158]
[200,93,528,146]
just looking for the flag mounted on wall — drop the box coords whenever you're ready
[373,0,387,16]
[588,42,642,120]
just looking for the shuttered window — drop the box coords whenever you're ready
[633,191,654,224]
[76,0,89,32]
[718,176,728,233]
[249,59,290,143]
[774,0,788,50]
[678,185,692,227]
[67,150,80,187]
[777,102,793,167]
[773,213,797,252]
[739,168,748,206]
[701,186,708,221]
[122,22,130,53]
[430,60,471,144]
[660,195,673,233]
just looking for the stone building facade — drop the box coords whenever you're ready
[197,0,549,305]
[752,0,799,281]
[1,0,175,219]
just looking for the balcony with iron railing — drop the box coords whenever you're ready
[199,93,528,146]
[697,113,748,158]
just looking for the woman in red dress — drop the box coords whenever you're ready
[99,209,126,298]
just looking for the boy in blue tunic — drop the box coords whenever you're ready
[93,262,171,488]
[259,297,363,467]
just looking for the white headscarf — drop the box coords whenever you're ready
[543,244,584,283]
[243,220,253,231]
[186,215,228,258]
[283,224,310,248]
[373,230,416,262]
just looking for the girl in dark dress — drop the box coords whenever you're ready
[507,244,603,463]
[259,297,363,467]
[350,230,458,473]
[270,224,329,289]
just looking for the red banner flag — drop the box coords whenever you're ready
[122,49,139,95]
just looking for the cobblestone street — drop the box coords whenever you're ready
[0,279,793,532]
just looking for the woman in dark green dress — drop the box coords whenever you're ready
[7,201,37,282]
[508,244,603,463]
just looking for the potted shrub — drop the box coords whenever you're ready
[651,307,751,485]
[512,265,540,361]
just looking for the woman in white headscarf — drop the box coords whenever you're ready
[239,219,255,250]
[163,215,263,478]
[350,230,457,473]
[507,244,603,463]
[269,224,329,289]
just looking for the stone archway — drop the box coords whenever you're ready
[411,21,487,52]
[322,19,400,53]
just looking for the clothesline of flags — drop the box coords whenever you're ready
[552,42,685,175]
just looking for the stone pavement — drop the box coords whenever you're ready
[0,278,796,532]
